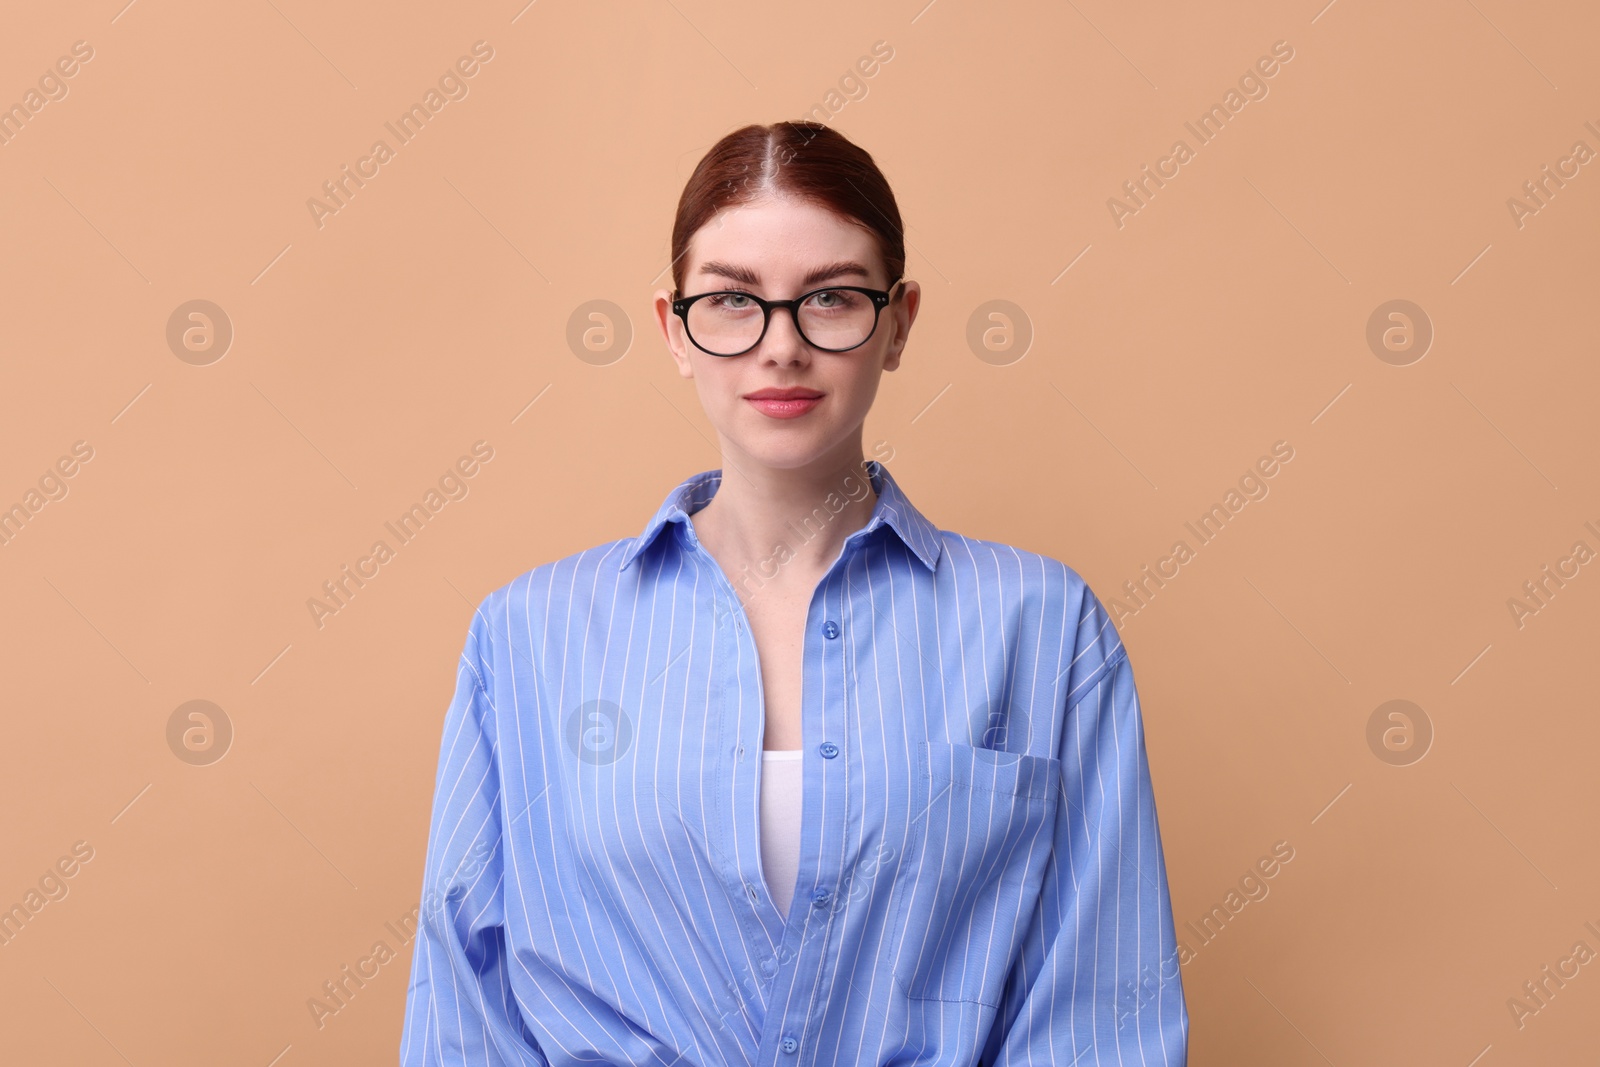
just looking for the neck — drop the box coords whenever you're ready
[691,442,878,602]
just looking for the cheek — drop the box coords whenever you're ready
[832,363,883,413]
[695,362,743,411]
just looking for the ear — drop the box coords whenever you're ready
[653,289,695,379]
[881,281,919,372]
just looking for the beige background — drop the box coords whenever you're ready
[1,0,1596,1063]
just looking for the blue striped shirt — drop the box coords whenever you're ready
[400,459,1188,1066]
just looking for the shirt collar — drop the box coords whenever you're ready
[617,459,943,574]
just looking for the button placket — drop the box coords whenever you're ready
[701,551,778,961]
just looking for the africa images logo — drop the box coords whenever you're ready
[305,41,495,229]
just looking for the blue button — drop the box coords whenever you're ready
[811,888,831,907]
[821,620,840,639]
[819,742,839,759]
[780,1035,799,1054]
[761,957,777,976]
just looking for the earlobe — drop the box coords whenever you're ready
[671,336,695,379]
[667,339,693,378]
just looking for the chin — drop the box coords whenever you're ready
[730,433,836,471]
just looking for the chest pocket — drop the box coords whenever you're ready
[888,741,1060,1007]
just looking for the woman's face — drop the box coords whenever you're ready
[654,193,920,474]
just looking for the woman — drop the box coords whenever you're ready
[401,121,1188,1066]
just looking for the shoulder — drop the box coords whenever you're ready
[932,529,1105,620]
[498,537,636,598]
[936,529,1129,704]
[463,537,639,649]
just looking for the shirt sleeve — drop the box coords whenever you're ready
[984,596,1189,1065]
[400,601,549,1067]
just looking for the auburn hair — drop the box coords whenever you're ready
[669,121,906,296]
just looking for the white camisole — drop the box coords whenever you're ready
[759,748,804,919]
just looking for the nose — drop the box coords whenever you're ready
[758,303,810,365]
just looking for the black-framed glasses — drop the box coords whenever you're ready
[671,280,903,357]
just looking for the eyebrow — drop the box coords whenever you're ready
[696,259,874,289]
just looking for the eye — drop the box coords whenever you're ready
[707,291,755,310]
[806,289,863,311]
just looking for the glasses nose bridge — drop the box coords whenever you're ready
[760,294,811,347]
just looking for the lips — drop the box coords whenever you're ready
[744,388,824,400]
[744,388,824,419]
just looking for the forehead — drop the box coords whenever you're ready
[687,196,882,282]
